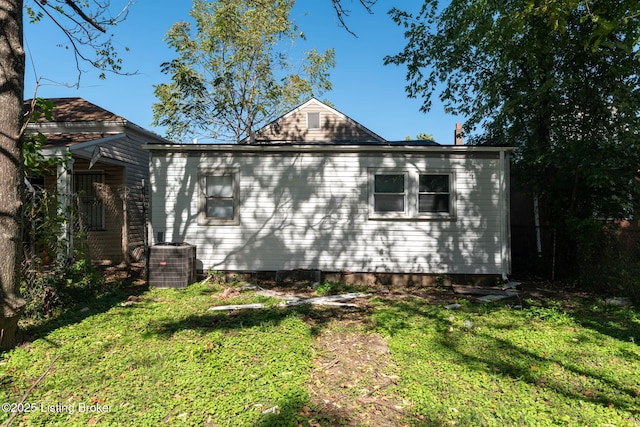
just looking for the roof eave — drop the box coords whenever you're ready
[142,143,515,154]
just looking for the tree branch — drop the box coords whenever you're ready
[5,356,60,427]
[63,0,106,33]
[330,0,377,37]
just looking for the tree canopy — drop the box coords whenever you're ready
[152,0,336,143]
[386,0,640,223]
[405,132,435,142]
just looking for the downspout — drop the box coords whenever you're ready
[499,150,511,281]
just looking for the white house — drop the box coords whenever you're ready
[144,99,512,282]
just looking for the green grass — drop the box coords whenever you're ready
[1,281,639,426]
[371,297,640,426]
[1,282,313,426]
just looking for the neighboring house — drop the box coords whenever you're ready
[144,98,513,282]
[25,97,173,264]
[242,98,386,143]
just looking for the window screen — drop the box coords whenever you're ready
[205,175,235,219]
[419,174,450,213]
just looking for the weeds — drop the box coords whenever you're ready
[2,280,639,426]
[20,256,109,319]
[314,281,368,296]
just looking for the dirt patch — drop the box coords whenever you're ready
[99,261,147,287]
[306,326,413,426]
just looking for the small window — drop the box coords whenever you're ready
[373,173,406,214]
[307,112,320,130]
[419,174,451,213]
[199,169,239,225]
[75,172,105,230]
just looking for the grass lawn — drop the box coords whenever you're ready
[1,279,639,426]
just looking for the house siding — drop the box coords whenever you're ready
[103,134,149,259]
[71,134,149,262]
[28,98,166,264]
[149,148,510,275]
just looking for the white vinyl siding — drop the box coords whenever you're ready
[149,149,510,275]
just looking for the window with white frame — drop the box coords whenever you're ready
[198,169,239,225]
[369,169,455,219]
[419,174,451,214]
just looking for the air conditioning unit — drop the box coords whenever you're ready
[148,243,197,289]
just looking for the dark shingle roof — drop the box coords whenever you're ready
[25,97,126,123]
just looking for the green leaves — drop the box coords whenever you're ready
[1,281,314,426]
[153,0,335,143]
[388,0,640,280]
[23,98,57,176]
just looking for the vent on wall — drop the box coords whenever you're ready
[148,243,197,289]
[307,112,320,130]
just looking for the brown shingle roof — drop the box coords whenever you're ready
[25,97,126,123]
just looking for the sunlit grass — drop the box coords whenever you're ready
[0,282,313,426]
[371,297,640,426]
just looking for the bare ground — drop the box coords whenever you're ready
[306,324,413,426]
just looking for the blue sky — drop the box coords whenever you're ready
[24,0,463,144]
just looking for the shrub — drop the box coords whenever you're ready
[20,257,107,320]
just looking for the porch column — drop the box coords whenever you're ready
[56,155,74,261]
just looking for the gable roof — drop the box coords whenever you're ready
[24,97,172,149]
[26,97,126,123]
[245,98,387,144]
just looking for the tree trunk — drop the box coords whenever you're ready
[0,0,26,350]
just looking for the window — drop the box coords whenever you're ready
[307,112,320,130]
[369,169,455,220]
[199,169,239,225]
[419,174,450,213]
[75,172,104,230]
[373,173,406,214]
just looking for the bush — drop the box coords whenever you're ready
[20,258,107,320]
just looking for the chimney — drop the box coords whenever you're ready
[454,123,463,145]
